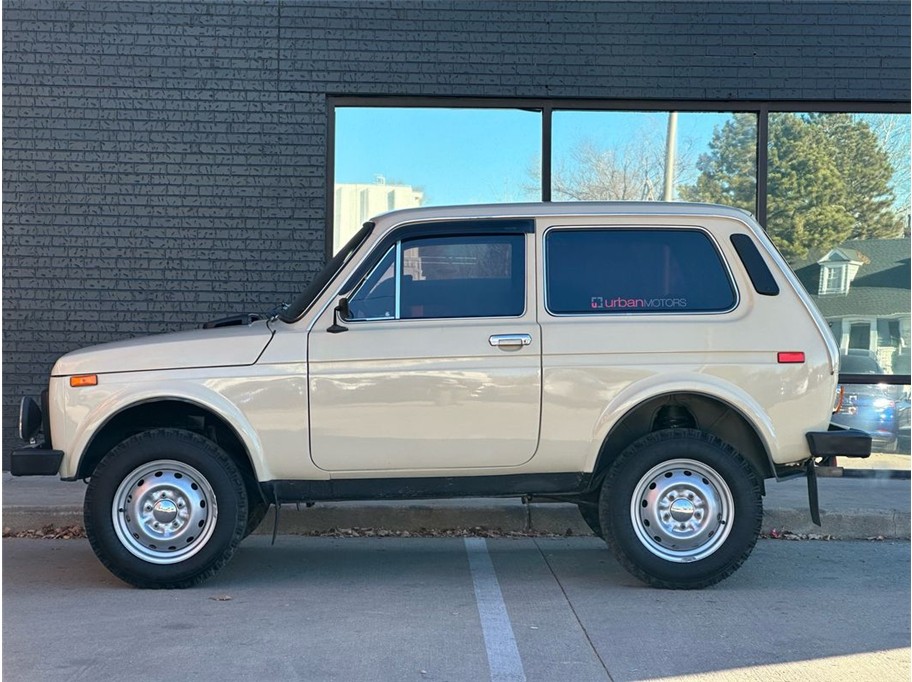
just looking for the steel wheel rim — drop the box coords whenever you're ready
[112,460,218,565]
[630,458,734,562]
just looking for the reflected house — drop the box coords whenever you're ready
[793,238,911,374]
[333,178,424,253]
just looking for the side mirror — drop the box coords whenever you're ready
[337,297,350,320]
[327,297,349,334]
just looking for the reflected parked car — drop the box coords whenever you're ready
[896,393,910,452]
[893,352,911,452]
[834,350,899,452]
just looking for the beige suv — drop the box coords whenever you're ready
[12,202,871,589]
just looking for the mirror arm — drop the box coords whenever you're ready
[327,297,349,334]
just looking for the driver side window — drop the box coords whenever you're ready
[347,245,397,320]
[346,233,526,321]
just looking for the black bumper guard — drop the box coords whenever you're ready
[10,444,64,477]
[805,423,873,459]
[796,423,873,526]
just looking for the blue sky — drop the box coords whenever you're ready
[335,107,542,204]
[335,107,909,207]
[334,107,729,204]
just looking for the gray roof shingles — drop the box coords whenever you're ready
[792,238,910,318]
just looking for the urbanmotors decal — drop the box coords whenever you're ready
[590,296,688,310]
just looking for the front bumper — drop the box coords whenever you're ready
[11,390,62,476]
[10,445,64,476]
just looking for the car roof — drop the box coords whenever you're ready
[370,201,757,227]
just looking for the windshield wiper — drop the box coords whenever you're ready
[201,301,288,329]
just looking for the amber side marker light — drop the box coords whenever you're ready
[70,374,98,387]
[777,352,805,364]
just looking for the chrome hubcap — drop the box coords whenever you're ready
[630,458,734,563]
[112,460,218,565]
[669,498,695,522]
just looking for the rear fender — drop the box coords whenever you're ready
[585,374,778,473]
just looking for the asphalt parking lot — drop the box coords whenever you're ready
[3,536,909,681]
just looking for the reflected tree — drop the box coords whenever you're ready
[549,125,697,202]
[684,113,904,262]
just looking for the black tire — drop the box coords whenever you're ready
[577,500,603,537]
[243,498,270,539]
[600,428,762,589]
[84,428,248,589]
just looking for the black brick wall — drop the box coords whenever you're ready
[3,0,910,461]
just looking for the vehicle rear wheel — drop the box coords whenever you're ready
[84,428,248,588]
[600,428,762,589]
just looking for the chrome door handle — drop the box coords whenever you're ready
[489,333,532,348]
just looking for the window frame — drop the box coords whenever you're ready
[821,264,847,296]
[344,243,400,322]
[328,97,909,262]
[542,225,740,318]
[340,219,533,324]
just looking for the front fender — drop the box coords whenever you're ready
[61,379,269,481]
[584,373,779,473]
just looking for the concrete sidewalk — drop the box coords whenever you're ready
[2,471,909,539]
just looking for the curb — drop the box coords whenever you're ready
[4,503,909,540]
[762,508,911,540]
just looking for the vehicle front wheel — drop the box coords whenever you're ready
[600,429,762,589]
[576,499,603,537]
[243,498,270,538]
[84,428,248,589]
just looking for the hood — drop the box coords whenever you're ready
[51,321,274,376]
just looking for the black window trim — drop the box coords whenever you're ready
[339,218,534,296]
[730,233,780,296]
[280,221,374,323]
[341,220,533,323]
[541,224,740,317]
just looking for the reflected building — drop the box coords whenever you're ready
[793,237,911,374]
[334,178,423,253]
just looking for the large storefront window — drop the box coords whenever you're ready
[777,114,910,370]
[552,111,757,211]
[333,107,540,253]
[774,113,911,459]
[332,102,910,466]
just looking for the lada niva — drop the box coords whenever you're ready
[12,202,871,589]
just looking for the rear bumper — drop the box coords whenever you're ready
[798,424,877,526]
[10,445,64,476]
[806,424,872,459]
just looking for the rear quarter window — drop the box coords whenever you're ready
[545,228,736,314]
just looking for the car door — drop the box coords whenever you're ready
[307,220,542,472]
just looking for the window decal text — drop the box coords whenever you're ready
[590,296,688,310]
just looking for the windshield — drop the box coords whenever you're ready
[279,222,374,322]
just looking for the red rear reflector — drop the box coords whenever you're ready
[777,352,805,364]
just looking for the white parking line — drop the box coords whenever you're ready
[464,537,527,682]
